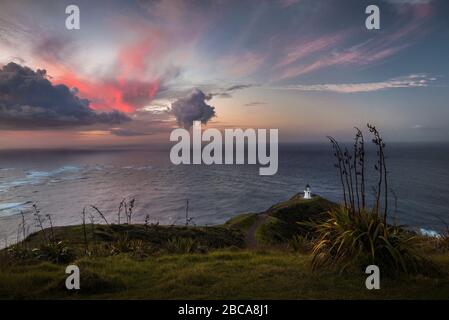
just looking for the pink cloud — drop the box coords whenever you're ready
[273,3,433,81]
[274,32,347,69]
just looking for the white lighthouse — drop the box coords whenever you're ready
[303,184,312,199]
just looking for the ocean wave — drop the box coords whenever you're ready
[0,165,81,193]
[420,228,441,238]
[0,201,32,217]
[26,166,79,179]
[121,165,152,171]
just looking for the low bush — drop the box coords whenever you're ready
[164,237,199,254]
[33,241,76,264]
[307,207,430,275]
[288,235,313,254]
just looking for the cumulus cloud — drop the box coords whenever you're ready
[270,74,436,94]
[0,62,131,129]
[171,89,216,128]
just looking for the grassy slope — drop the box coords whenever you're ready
[1,195,449,300]
[2,250,449,299]
[255,195,335,245]
[225,213,259,232]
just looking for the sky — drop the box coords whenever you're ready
[0,0,449,148]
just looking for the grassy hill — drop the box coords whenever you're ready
[1,194,448,300]
[257,195,335,245]
[226,195,335,246]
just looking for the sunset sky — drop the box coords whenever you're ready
[1,0,449,148]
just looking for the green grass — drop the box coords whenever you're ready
[1,250,449,299]
[225,213,259,231]
[255,216,292,244]
[254,195,335,245]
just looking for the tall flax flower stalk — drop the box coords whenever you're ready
[328,124,387,219]
[327,137,348,209]
[368,124,388,222]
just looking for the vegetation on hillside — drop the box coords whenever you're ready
[306,125,436,275]
[2,223,244,268]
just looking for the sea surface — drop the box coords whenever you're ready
[1,143,448,246]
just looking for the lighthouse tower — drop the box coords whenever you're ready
[303,184,312,199]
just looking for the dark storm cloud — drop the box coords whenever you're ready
[0,63,130,129]
[171,89,216,128]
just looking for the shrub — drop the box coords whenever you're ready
[33,241,76,264]
[106,235,152,258]
[430,217,449,253]
[431,234,449,253]
[308,207,429,275]
[288,235,312,254]
[7,245,33,261]
[108,235,132,254]
[164,237,198,254]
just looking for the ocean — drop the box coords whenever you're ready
[1,143,448,246]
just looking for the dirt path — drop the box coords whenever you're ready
[244,213,268,248]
